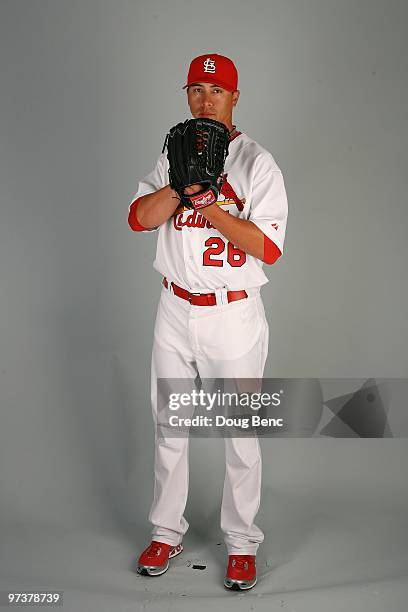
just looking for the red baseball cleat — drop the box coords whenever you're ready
[136,540,183,576]
[224,554,257,590]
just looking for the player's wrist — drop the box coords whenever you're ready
[166,184,183,207]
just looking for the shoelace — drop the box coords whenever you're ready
[147,542,163,557]
[231,556,254,570]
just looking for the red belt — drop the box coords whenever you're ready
[163,277,247,306]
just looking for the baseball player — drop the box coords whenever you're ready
[128,53,288,591]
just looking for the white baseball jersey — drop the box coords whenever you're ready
[129,132,288,291]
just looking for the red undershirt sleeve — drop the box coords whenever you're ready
[128,197,149,231]
[263,234,282,264]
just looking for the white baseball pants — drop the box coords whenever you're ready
[147,282,269,555]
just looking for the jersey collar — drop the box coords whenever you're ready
[229,126,242,142]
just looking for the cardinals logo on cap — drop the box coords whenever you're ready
[203,58,216,73]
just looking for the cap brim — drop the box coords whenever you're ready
[181,80,236,92]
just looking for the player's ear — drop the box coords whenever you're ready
[232,90,240,106]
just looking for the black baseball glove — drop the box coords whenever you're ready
[162,118,230,210]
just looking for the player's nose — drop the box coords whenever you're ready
[201,103,214,114]
[201,92,214,108]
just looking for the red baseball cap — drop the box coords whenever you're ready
[182,54,238,92]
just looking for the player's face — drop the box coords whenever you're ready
[187,82,240,131]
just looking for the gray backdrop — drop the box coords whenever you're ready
[0,0,407,610]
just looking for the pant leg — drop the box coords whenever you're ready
[194,292,269,555]
[147,288,198,546]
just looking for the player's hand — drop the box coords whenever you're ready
[183,184,202,196]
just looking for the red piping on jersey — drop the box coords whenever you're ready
[263,235,281,264]
[128,197,148,231]
[229,130,241,142]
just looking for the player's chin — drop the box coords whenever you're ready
[197,113,217,119]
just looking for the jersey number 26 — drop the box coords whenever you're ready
[203,236,246,267]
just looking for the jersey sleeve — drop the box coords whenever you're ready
[128,153,168,232]
[248,153,289,257]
